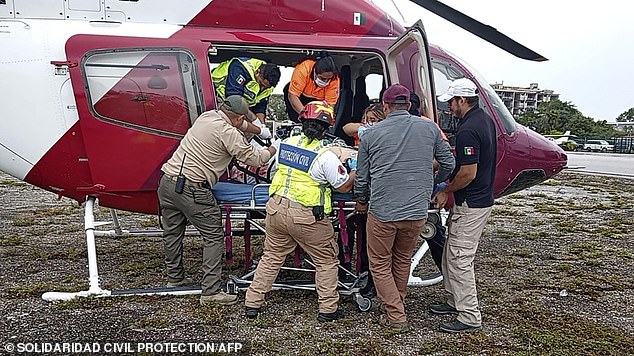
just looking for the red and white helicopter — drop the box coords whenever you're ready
[0,0,567,301]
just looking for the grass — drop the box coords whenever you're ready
[0,179,28,187]
[492,207,524,217]
[133,315,174,330]
[500,304,634,355]
[55,296,116,310]
[7,282,83,298]
[0,234,25,246]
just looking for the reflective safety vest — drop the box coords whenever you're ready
[211,57,274,107]
[270,135,332,214]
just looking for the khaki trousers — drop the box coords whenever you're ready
[245,195,340,313]
[158,175,224,296]
[442,203,492,326]
[367,213,425,323]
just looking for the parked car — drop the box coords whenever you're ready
[583,140,614,152]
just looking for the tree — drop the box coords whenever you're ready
[616,108,634,122]
[265,94,289,121]
[516,99,622,139]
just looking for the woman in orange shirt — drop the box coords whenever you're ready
[283,54,340,122]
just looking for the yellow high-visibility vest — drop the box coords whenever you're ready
[270,135,332,214]
[211,58,274,107]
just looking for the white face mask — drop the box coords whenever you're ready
[315,77,330,87]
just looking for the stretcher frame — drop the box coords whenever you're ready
[42,183,442,307]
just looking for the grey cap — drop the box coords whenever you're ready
[221,95,256,121]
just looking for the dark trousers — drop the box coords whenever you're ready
[338,214,369,274]
[283,83,315,123]
[427,218,446,272]
[158,175,224,296]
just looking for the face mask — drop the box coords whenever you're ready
[315,77,330,87]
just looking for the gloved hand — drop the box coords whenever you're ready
[344,157,357,172]
[259,126,272,140]
[432,182,448,197]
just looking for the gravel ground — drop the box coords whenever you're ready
[0,171,633,355]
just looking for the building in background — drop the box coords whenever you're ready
[492,82,559,116]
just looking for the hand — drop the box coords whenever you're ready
[271,138,281,152]
[355,201,368,214]
[259,126,272,140]
[434,190,449,209]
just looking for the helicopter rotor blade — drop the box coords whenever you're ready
[410,0,547,61]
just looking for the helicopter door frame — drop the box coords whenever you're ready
[386,20,436,120]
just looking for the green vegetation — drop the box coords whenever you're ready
[516,100,624,138]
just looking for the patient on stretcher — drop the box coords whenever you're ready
[227,134,357,185]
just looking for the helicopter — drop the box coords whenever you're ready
[0,0,567,300]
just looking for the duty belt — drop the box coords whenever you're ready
[164,174,210,188]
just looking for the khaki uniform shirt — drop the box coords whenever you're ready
[161,110,271,185]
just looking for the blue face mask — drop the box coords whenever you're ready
[358,125,368,138]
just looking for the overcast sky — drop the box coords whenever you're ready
[371,0,634,122]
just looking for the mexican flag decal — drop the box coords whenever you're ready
[464,147,475,156]
[353,12,366,26]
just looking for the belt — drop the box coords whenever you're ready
[163,174,210,188]
[273,195,305,209]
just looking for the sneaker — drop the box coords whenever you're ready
[429,302,458,315]
[167,277,194,288]
[440,320,481,333]
[378,314,410,332]
[200,291,238,306]
[317,308,345,322]
[245,306,259,319]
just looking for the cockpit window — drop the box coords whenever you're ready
[432,53,517,136]
[457,56,517,134]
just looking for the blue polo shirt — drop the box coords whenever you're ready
[451,106,497,208]
[225,60,268,115]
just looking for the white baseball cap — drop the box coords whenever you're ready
[437,78,479,102]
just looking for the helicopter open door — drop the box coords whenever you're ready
[386,21,436,120]
[64,36,208,199]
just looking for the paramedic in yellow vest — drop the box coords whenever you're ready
[245,101,356,322]
[212,57,281,138]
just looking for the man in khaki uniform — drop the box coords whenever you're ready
[434,78,497,332]
[158,95,276,306]
[244,101,355,322]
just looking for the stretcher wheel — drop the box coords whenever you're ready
[357,297,372,312]
[420,222,437,240]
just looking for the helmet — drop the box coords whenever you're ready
[298,101,334,127]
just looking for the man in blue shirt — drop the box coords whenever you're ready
[212,58,281,137]
[433,78,497,333]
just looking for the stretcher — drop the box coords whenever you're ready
[211,181,373,311]
[211,180,442,312]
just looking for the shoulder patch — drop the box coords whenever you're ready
[464,146,475,156]
[236,74,246,85]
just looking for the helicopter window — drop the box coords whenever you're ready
[431,56,517,144]
[83,49,202,136]
[453,55,518,135]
